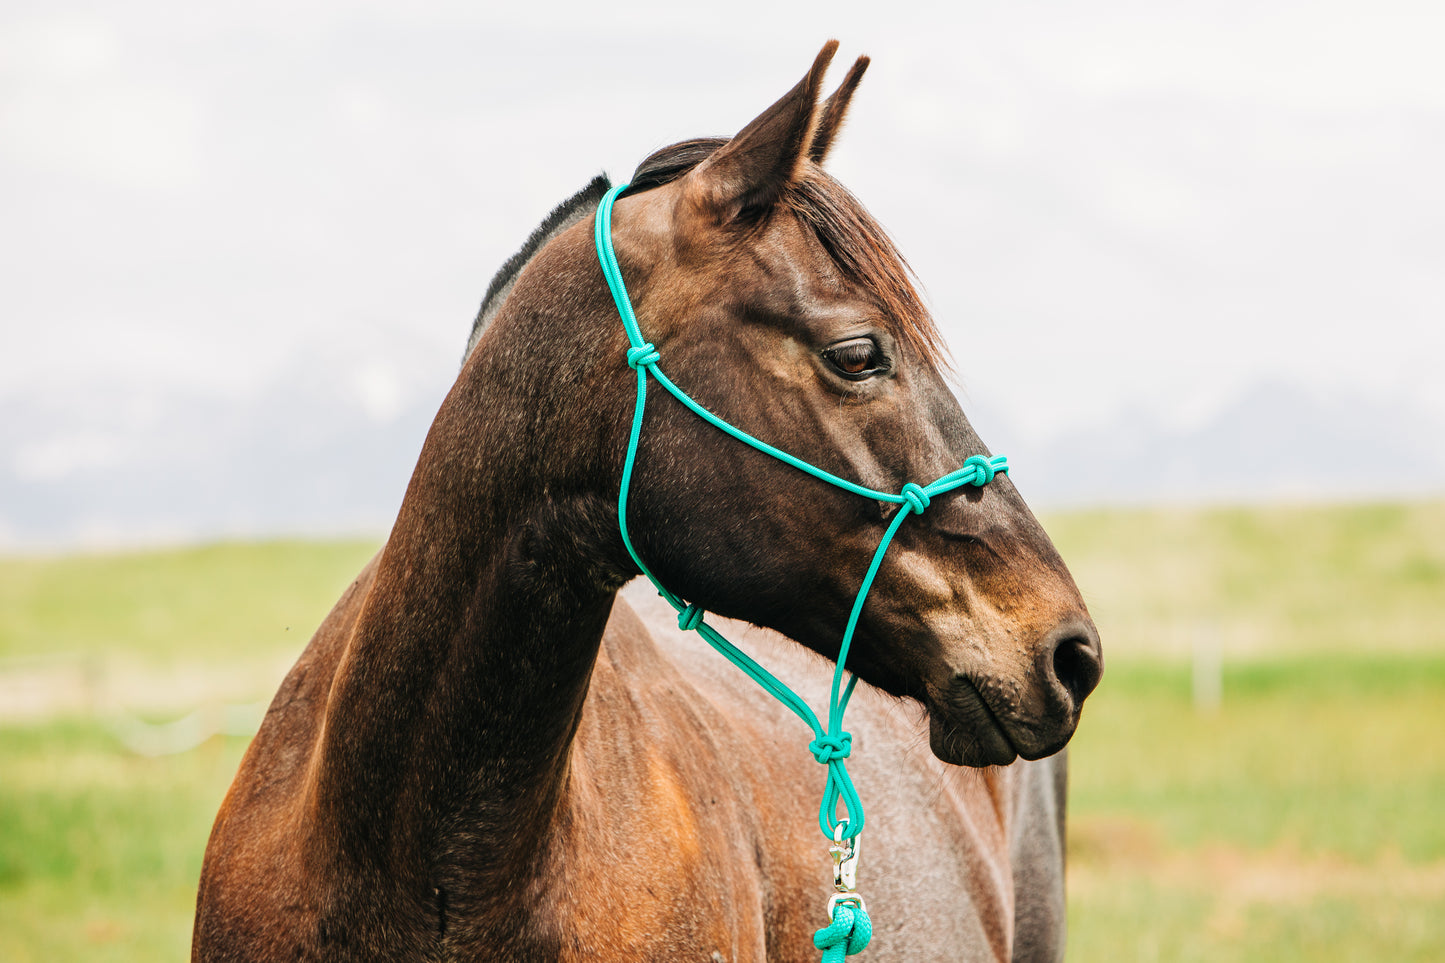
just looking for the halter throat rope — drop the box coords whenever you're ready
[594,182,1007,953]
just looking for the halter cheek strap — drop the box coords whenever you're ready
[595,182,1007,953]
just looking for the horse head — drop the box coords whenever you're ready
[595,42,1101,768]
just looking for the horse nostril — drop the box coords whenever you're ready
[1051,630,1103,707]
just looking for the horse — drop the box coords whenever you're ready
[193,42,1102,962]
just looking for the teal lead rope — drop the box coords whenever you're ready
[595,183,1007,957]
[815,898,874,962]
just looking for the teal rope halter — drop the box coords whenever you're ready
[595,182,1007,955]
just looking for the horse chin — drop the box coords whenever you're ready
[924,679,1020,768]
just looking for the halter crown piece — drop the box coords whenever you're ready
[595,183,1008,960]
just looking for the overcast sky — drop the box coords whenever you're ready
[3,1,1442,531]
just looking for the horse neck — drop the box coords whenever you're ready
[306,249,632,896]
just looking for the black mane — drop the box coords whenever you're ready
[465,136,944,368]
[463,174,612,364]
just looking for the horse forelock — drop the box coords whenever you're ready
[626,139,949,370]
[463,174,612,365]
[783,174,948,369]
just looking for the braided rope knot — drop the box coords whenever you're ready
[809,732,853,764]
[677,603,705,632]
[626,343,661,369]
[963,454,996,486]
[899,482,931,514]
[814,901,873,960]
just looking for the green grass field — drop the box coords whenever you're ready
[1,502,1442,960]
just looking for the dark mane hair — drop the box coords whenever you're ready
[625,139,947,367]
[463,174,612,363]
[466,140,946,368]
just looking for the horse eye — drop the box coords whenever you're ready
[824,338,885,378]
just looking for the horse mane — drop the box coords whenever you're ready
[465,141,947,369]
[463,174,612,364]
[626,138,948,368]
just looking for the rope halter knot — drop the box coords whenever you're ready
[898,482,931,515]
[963,453,997,485]
[677,602,706,632]
[808,731,853,764]
[626,343,661,369]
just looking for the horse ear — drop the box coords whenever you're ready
[809,55,869,165]
[685,41,839,221]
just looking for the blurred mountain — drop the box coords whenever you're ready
[3,376,1443,551]
[0,352,448,550]
[985,382,1445,508]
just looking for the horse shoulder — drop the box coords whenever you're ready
[193,554,382,959]
[526,597,818,961]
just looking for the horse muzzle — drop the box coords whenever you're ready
[925,618,1103,767]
